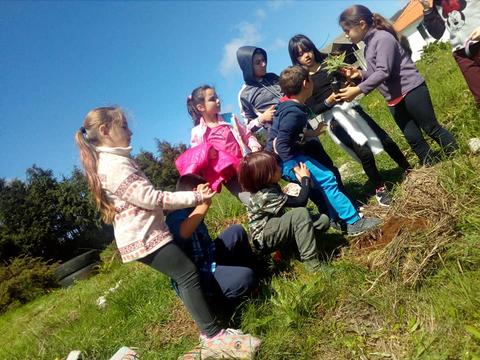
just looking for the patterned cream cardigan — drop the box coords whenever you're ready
[96,146,203,263]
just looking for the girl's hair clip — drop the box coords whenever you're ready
[80,126,87,134]
[187,94,193,101]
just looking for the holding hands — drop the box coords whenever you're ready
[340,66,362,82]
[259,105,276,124]
[468,27,480,42]
[196,183,216,204]
[336,85,363,103]
[293,162,310,179]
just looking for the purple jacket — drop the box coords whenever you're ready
[359,28,424,101]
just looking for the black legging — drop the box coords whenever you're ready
[388,83,458,165]
[331,105,411,188]
[139,242,221,337]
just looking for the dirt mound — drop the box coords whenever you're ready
[349,168,459,286]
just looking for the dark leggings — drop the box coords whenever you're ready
[331,105,411,187]
[389,83,458,165]
[139,242,221,337]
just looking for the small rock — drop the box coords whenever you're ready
[66,350,82,360]
[96,296,107,310]
[338,161,359,179]
[468,138,480,154]
[109,346,138,360]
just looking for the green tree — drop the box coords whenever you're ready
[135,140,187,191]
[0,166,111,262]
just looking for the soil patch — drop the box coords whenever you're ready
[350,216,429,255]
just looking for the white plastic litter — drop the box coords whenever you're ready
[95,280,123,310]
[468,138,480,154]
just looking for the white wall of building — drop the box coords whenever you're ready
[403,19,451,62]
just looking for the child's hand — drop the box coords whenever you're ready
[196,183,216,204]
[340,66,361,81]
[325,92,338,106]
[293,162,310,179]
[468,27,480,41]
[259,105,276,124]
[337,85,362,102]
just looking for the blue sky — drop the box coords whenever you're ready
[0,0,407,181]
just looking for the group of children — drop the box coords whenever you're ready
[74,3,476,358]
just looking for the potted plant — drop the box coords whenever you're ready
[321,52,349,94]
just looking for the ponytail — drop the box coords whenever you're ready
[75,107,124,224]
[372,13,412,56]
[339,5,412,56]
[187,85,213,126]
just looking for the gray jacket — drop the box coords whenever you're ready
[359,28,424,101]
[236,46,282,133]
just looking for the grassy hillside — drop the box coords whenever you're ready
[1,44,479,359]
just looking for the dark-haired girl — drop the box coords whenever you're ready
[288,34,411,206]
[187,85,261,202]
[337,4,458,166]
[239,151,330,272]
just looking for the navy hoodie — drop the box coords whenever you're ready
[236,46,282,132]
[266,100,308,162]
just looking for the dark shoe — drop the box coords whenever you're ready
[375,186,391,207]
[330,219,347,233]
[303,258,322,273]
[346,217,381,236]
[312,213,330,233]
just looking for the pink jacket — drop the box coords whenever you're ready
[190,113,261,157]
[175,142,239,191]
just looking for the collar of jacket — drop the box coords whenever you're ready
[363,27,377,45]
[96,146,132,157]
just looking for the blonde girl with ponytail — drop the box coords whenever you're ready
[75,106,261,357]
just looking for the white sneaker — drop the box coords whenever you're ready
[199,328,261,359]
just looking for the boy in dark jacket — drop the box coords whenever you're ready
[267,66,380,236]
[236,46,281,134]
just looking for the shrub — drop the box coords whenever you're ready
[0,256,59,313]
[96,243,122,274]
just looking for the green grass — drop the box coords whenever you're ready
[1,44,480,359]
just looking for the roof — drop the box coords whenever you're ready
[321,33,351,53]
[393,0,432,33]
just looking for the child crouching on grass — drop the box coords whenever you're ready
[239,150,330,272]
[75,106,260,358]
[166,174,257,308]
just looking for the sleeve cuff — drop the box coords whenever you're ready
[323,100,334,109]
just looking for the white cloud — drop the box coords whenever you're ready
[266,0,294,11]
[267,38,287,52]
[255,8,266,19]
[219,1,291,78]
[222,103,234,113]
[219,22,261,78]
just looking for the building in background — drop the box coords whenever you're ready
[323,0,451,64]
[392,0,450,61]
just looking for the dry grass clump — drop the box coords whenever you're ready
[353,168,460,287]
